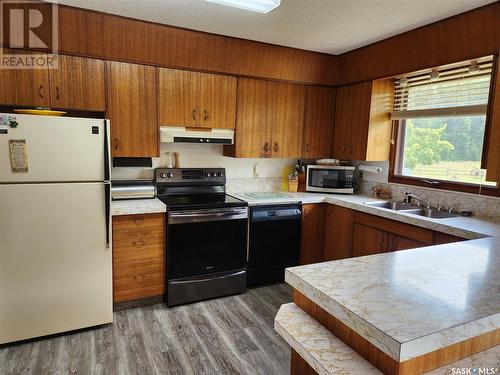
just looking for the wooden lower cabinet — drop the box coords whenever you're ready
[112,213,165,303]
[323,205,353,261]
[301,203,458,264]
[300,204,326,265]
[434,232,466,244]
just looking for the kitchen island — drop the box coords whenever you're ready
[275,237,500,374]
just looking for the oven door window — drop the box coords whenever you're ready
[309,169,349,189]
[168,219,247,279]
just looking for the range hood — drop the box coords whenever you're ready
[160,126,234,145]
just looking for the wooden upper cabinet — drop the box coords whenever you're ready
[158,68,236,129]
[0,48,50,107]
[224,78,305,158]
[225,78,273,158]
[485,62,500,183]
[198,72,237,129]
[49,55,105,111]
[333,79,393,161]
[107,61,159,157]
[303,86,336,159]
[272,82,305,158]
[158,68,199,127]
[333,81,372,160]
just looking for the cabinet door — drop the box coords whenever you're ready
[303,86,335,158]
[333,81,372,160]
[271,82,305,158]
[0,48,50,107]
[352,223,388,257]
[107,61,159,157]
[113,214,165,303]
[387,234,427,252]
[158,68,199,127]
[323,205,353,261]
[268,83,305,158]
[49,55,105,111]
[227,78,273,158]
[434,232,465,245]
[300,204,326,265]
[198,72,237,129]
[485,63,500,182]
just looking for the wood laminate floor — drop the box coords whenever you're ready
[0,284,292,375]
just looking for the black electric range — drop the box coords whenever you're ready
[155,168,248,307]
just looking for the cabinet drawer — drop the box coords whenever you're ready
[113,213,164,232]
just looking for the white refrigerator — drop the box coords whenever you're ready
[0,113,113,344]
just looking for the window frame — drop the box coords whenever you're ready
[388,56,500,197]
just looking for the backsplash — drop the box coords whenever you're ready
[360,181,500,218]
[111,143,295,181]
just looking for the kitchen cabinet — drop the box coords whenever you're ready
[351,211,433,255]
[112,213,165,303]
[323,204,353,260]
[224,78,305,158]
[107,61,159,157]
[48,55,105,111]
[434,232,466,244]
[300,204,326,265]
[0,50,105,111]
[302,86,336,158]
[332,79,393,161]
[158,68,237,129]
[0,48,50,107]
[485,62,500,183]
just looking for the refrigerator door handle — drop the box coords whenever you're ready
[103,119,111,182]
[105,182,111,248]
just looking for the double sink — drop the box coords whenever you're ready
[364,201,461,219]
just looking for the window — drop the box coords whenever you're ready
[391,56,497,188]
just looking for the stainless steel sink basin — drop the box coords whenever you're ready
[364,201,420,211]
[364,201,462,219]
[407,209,461,219]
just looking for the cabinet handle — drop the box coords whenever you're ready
[114,137,119,151]
[273,142,279,153]
[133,240,146,247]
[56,86,60,100]
[38,85,44,99]
[134,218,145,224]
[192,109,197,121]
[350,144,353,154]
[306,143,311,152]
[203,109,208,121]
[342,144,346,153]
[264,142,269,153]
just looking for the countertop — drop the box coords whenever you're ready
[230,191,500,239]
[111,198,166,216]
[285,236,500,362]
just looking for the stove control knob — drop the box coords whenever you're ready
[210,172,216,177]
[217,172,223,177]
[160,172,166,178]
[166,172,173,178]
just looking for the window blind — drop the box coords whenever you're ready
[391,56,494,120]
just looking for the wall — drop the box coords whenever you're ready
[111,143,295,192]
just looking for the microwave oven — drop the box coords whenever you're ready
[306,165,355,194]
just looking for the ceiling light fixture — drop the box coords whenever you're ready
[205,0,281,14]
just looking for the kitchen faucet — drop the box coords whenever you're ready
[404,192,431,209]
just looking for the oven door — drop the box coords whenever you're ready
[306,166,354,193]
[167,207,248,280]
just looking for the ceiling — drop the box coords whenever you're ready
[51,0,496,55]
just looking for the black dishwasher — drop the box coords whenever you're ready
[247,204,302,287]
